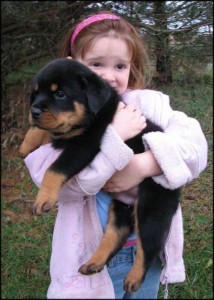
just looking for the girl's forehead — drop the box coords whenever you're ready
[87,36,131,59]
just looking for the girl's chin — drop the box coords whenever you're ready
[117,89,126,95]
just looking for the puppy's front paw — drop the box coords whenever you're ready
[33,190,57,215]
[78,260,105,275]
[19,142,31,158]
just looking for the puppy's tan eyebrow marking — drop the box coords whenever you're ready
[50,83,58,91]
[34,84,38,91]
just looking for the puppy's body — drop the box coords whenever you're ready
[20,58,180,292]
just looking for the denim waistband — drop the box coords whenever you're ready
[123,239,136,247]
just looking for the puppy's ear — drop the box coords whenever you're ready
[79,74,112,114]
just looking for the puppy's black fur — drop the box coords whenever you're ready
[21,58,180,292]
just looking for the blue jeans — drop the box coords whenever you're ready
[107,245,162,299]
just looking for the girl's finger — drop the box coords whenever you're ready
[117,102,126,110]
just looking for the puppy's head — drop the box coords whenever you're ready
[29,58,114,138]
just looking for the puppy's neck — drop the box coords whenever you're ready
[50,127,85,140]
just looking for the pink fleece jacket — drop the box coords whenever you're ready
[24,89,208,299]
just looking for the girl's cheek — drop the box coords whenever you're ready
[89,68,101,77]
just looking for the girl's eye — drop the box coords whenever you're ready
[92,62,100,67]
[117,64,126,70]
[55,90,66,100]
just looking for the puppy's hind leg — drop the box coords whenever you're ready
[79,200,134,275]
[123,198,147,293]
[124,178,179,293]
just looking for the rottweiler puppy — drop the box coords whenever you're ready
[19,58,180,293]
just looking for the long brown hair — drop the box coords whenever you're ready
[58,11,151,89]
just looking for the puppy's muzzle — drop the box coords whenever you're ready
[31,106,43,119]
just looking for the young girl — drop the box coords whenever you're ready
[24,12,208,299]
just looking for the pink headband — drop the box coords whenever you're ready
[71,13,121,47]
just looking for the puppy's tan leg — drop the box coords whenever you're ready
[79,202,131,275]
[33,170,67,215]
[123,200,145,293]
[123,239,145,292]
[19,127,50,158]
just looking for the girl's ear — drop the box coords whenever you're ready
[78,73,112,114]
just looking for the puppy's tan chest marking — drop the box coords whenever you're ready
[55,102,85,127]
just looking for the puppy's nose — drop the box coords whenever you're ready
[31,107,42,119]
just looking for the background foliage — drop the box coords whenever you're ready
[2,1,213,88]
[1,1,213,299]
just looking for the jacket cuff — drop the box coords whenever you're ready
[101,125,134,171]
[143,131,192,189]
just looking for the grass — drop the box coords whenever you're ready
[1,147,57,299]
[1,208,55,299]
[1,76,213,299]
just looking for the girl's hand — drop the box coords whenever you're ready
[112,102,147,141]
[103,151,162,192]
[103,155,144,192]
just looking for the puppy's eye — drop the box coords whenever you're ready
[55,90,66,100]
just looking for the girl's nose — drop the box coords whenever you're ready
[101,71,115,82]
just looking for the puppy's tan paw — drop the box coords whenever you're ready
[33,191,57,215]
[123,269,144,293]
[78,262,104,275]
[19,143,31,158]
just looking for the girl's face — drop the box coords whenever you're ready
[77,37,131,95]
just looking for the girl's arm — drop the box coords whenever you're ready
[105,89,208,191]
[142,91,208,189]
[103,150,162,193]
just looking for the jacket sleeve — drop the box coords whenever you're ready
[24,125,133,193]
[136,89,208,189]
[76,125,133,194]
